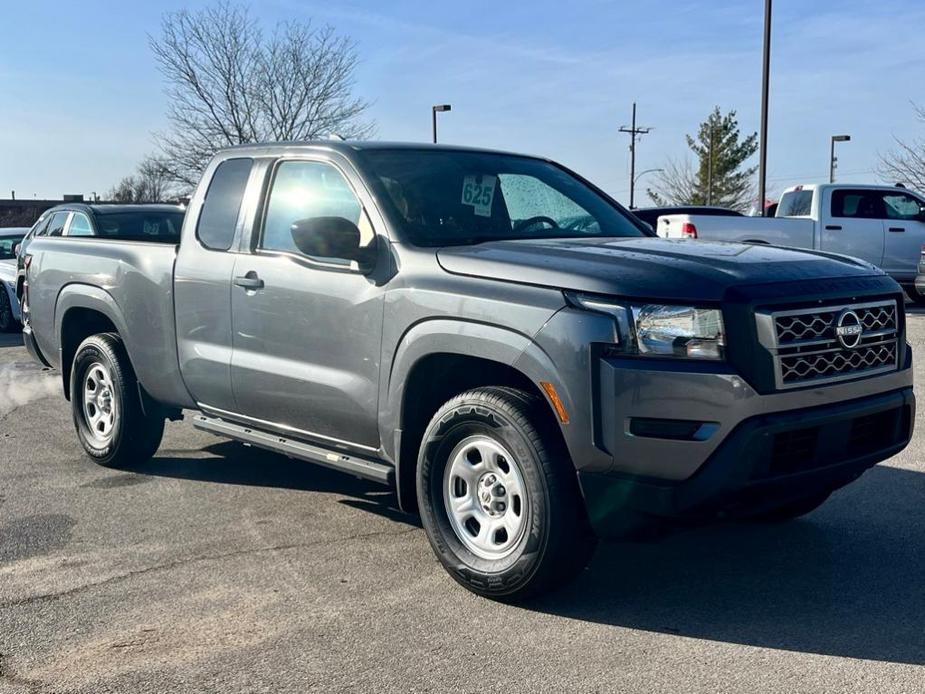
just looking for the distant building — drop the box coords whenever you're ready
[0,195,84,227]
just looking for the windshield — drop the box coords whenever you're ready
[0,234,25,260]
[93,211,185,241]
[359,149,647,246]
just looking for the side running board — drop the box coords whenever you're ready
[192,414,394,485]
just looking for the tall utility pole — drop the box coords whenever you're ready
[620,102,652,209]
[757,0,772,216]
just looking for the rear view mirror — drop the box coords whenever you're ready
[289,217,376,272]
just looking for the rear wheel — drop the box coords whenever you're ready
[417,386,596,601]
[0,289,16,332]
[71,333,164,468]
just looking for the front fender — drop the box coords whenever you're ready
[381,318,535,458]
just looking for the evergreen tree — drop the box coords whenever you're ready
[648,107,758,211]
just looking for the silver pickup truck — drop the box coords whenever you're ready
[658,183,925,303]
[22,142,915,600]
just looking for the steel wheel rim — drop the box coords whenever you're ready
[443,435,529,560]
[82,361,117,443]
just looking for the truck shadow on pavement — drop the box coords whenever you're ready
[140,440,420,528]
[532,464,925,665]
[136,443,922,664]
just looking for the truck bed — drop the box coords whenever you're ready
[658,214,815,248]
[26,238,194,408]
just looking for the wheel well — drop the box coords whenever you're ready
[397,353,562,514]
[60,308,118,400]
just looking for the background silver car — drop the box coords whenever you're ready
[0,227,28,331]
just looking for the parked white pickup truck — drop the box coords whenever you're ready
[657,184,925,302]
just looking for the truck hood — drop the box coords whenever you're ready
[436,237,883,301]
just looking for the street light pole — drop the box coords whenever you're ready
[757,0,772,216]
[829,134,851,183]
[432,104,451,143]
[707,125,715,206]
[633,168,664,189]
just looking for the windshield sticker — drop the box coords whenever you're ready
[461,174,497,217]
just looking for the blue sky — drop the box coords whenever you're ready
[1,0,923,204]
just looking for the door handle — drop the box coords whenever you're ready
[888,226,906,232]
[824,224,842,230]
[233,272,264,290]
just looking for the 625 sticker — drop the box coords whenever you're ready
[461,174,496,217]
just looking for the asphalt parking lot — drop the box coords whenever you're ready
[2,315,925,694]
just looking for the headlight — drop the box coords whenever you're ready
[567,293,725,361]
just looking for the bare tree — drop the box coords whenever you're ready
[645,157,699,208]
[108,157,173,202]
[150,2,374,189]
[879,102,925,192]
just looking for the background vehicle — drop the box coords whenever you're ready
[657,183,925,302]
[21,143,914,600]
[14,203,185,327]
[0,228,28,331]
[632,205,741,231]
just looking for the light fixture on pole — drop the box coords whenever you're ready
[432,104,451,144]
[829,135,851,183]
[631,169,664,205]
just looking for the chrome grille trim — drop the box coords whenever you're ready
[756,300,899,390]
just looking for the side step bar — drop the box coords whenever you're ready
[192,414,394,485]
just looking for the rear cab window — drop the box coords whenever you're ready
[196,158,254,251]
[776,189,814,217]
[46,211,71,237]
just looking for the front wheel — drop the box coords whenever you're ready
[417,387,596,601]
[71,333,164,468]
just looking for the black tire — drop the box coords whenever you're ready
[0,288,17,332]
[747,491,831,523]
[905,285,925,306]
[417,386,596,601]
[70,333,164,468]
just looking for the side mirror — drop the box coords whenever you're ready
[13,243,21,257]
[289,216,376,272]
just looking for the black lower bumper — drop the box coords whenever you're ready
[580,387,915,538]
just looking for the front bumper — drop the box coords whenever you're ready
[580,385,914,538]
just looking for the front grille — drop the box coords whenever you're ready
[757,300,899,389]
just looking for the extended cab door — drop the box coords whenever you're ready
[822,189,885,268]
[229,156,386,451]
[880,189,925,282]
[175,157,256,411]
